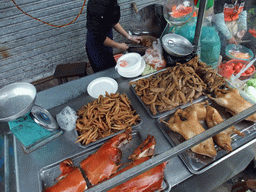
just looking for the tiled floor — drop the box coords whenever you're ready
[34,65,256,192]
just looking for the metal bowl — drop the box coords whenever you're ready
[161,33,193,57]
[0,82,37,122]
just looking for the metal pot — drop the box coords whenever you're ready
[161,33,194,57]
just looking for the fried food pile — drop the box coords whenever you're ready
[130,56,226,115]
[75,92,140,145]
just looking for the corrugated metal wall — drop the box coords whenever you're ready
[0,0,163,89]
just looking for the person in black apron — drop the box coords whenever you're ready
[86,0,142,73]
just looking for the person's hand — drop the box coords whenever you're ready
[127,35,142,44]
[117,43,129,51]
[237,30,246,39]
[228,37,238,45]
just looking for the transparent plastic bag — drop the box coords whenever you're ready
[56,106,78,131]
[143,39,166,70]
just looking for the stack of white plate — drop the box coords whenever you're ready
[115,53,146,78]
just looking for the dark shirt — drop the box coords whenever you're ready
[86,0,120,44]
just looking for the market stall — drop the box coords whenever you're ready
[1,66,256,191]
[1,0,256,191]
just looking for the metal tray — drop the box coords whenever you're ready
[129,68,208,119]
[38,130,171,191]
[156,97,256,174]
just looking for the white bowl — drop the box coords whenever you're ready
[117,58,146,78]
[115,53,142,74]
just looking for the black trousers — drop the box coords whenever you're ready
[86,29,116,73]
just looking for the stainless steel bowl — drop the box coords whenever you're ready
[0,82,37,122]
[161,33,193,57]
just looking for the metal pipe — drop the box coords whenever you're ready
[86,104,256,191]
[193,0,207,51]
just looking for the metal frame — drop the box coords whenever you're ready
[84,1,256,191]
[86,104,256,191]
[193,0,207,50]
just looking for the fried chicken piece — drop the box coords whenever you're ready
[208,88,256,122]
[163,108,217,158]
[206,105,245,152]
[183,101,209,121]
[167,101,209,125]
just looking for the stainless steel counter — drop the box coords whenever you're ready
[1,68,256,192]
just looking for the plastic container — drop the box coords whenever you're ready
[225,44,254,61]
[218,59,255,80]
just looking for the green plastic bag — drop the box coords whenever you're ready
[171,17,221,68]
[171,17,197,43]
[196,0,214,10]
[200,26,221,67]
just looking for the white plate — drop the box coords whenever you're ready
[87,77,118,98]
[118,59,146,78]
[115,53,142,73]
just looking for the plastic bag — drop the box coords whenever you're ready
[172,17,221,67]
[56,106,78,131]
[243,86,256,102]
[200,26,221,67]
[143,39,166,70]
[171,17,197,43]
[141,64,157,76]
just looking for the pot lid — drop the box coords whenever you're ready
[162,33,193,56]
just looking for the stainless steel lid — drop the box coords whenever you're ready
[31,105,59,131]
[161,33,193,57]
